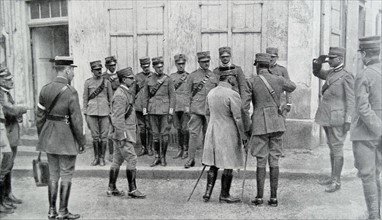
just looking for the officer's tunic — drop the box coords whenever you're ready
[269,63,292,111]
[142,73,175,140]
[134,71,153,134]
[185,68,218,159]
[314,65,355,157]
[0,102,11,181]
[83,76,113,142]
[170,71,189,131]
[110,85,137,170]
[36,76,86,181]
[243,69,296,167]
[202,82,245,169]
[351,61,382,181]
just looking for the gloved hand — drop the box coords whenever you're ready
[281,104,291,116]
[168,114,173,124]
[343,122,351,133]
[312,55,327,74]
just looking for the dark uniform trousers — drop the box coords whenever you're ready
[188,114,208,160]
[86,116,109,142]
[111,141,137,170]
[150,115,171,142]
[173,111,190,143]
[47,154,77,182]
[252,132,284,168]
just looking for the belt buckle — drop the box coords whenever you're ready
[64,115,70,125]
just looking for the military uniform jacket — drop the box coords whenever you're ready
[185,68,218,115]
[111,85,137,143]
[102,70,120,92]
[350,61,382,141]
[243,69,296,135]
[269,63,291,103]
[142,73,176,115]
[0,102,11,152]
[134,71,153,112]
[202,82,246,169]
[170,71,189,112]
[36,77,86,155]
[213,64,247,97]
[83,76,113,116]
[0,88,26,147]
[314,66,355,126]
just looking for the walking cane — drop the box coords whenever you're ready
[241,143,249,202]
[187,165,206,202]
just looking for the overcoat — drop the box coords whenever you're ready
[202,82,246,169]
[111,85,137,143]
[350,61,382,141]
[170,71,189,112]
[36,77,86,155]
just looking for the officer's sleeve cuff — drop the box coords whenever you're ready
[169,108,174,115]
[38,103,46,110]
[345,116,352,123]
[143,108,148,115]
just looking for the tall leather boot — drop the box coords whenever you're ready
[268,167,279,207]
[90,141,100,166]
[137,132,148,157]
[48,180,58,219]
[173,129,183,159]
[182,130,189,159]
[150,141,161,167]
[0,181,14,214]
[99,141,107,166]
[57,182,80,220]
[108,139,114,162]
[147,132,153,156]
[106,167,124,197]
[251,167,266,206]
[318,154,334,185]
[219,169,240,203]
[2,173,17,209]
[203,166,218,202]
[325,156,343,193]
[363,180,381,220]
[160,137,168,166]
[126,169,146,198]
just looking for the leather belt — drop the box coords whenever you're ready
[46,115,70,124]
[0,118,5,124]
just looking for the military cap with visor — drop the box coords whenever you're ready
[139,57,151,67]
[152,56,164,67]
[174,54,187,64]
[327,47,345,58]
[0,67,13,80]
[90,60,103,70]
[54,56,77,67]
[117,67,134,79]
[197,51,211,62]
[254,53,271,65]
[266,47,279,57]
[358,36,381,51]
[105,56,117,66]
[219,47,231,57]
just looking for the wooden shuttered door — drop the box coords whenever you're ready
[330,0,346,47]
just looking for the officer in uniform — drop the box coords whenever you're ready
[142,56,175,167]
[170,54,190,159]
[36,56,86,219]
[313,47,355,192]
[83,60,113,166]
[351,36,381,220]
[0,67,28,209]
[102,56,120,162]
[184,51,218,168]
[135,57,154,157]
[202,67,248,203]
[243,53,296,207]
[107,67,145,199]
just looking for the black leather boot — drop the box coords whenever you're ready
[0,181,14,214]
[203,166,218,202]
[106,168,125,197]
[268,167,279,207]
[4,172,22,204]
[219,169,240,203]
[182,130,189,159]
[325,156,343,193]
[251,167,266,206]
[150,141,161,167]
[2,173,16,209]
[160,138,168,166]
[318,154,334,185]
[108,139,114,162]
[126,169,146,199]
[363,180,381,220]
[147,132,153,156]
[57,182,80,220]
[173,129,183,159]
[48,180,58,219]
[90,141,100,166]
[99,141,107,166]
[137,132,148,157]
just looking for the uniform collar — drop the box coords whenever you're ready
[107,69,116,75]
[366,58,380,66]
[0,87,9,93]
[218,81,233,89]
[220,62,232,67]
[271,63,277,68]
[333,63,344,72]
[120,84,129,91]
[55,76,69,84]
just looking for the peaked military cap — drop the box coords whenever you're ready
[197,51,210,61]
[90,60,103,70]
[139,57,151,67]
[54,56,77,67]
[117,67,134,79]
[266,47,279,56]
[152,56,164,66]
[0,67,13,80]
[327,47,345,58]
[105,56,117,66]
[359,36,381,51]
[174,54,187,63]
[219,47,231,56]
[254,53,271,65]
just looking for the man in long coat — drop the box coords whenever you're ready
[243,53,296,207]
[36,56,86,219]
[351,36,382,220]
[202,67,248,203]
